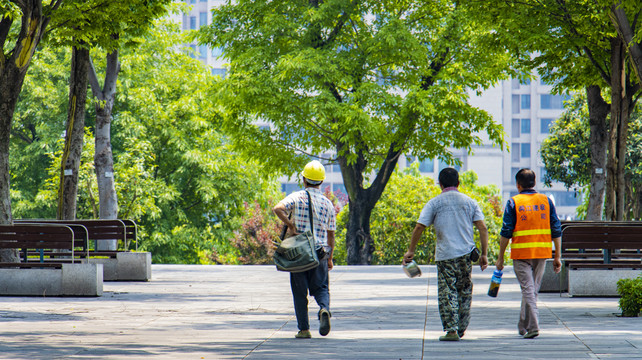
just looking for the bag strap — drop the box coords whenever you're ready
[306,189,314,237]
[279,189,316,241]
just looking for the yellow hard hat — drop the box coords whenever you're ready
[301,160,326,182]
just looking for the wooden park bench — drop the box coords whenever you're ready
[0,223,102,296]
[557,221,642,296]
[0,223,88,267]
[14,219,149,281]
[560,222,642,269]
[15,219,138,254]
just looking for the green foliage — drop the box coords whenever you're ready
[10,18,280,264]
[617,276,642,317]
[199,0,510,195]
[540,94,591,189]
[540,94,642,219]
[333,166,503,265]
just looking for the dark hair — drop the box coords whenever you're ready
[515,168,536,189]
[438,167,459,188]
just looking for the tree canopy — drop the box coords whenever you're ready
[200,0,512,264]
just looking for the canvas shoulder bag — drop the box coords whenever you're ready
[273,190,320,273]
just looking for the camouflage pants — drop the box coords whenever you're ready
[436,254,473,334]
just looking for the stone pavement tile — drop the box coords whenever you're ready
[0,265,641,360]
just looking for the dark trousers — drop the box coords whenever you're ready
[290,260,330,331]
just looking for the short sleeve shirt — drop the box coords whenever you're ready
[278,188,336,247]
[417,189,484,261]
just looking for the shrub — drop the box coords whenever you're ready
[228,200,281,265]
[617,275,642,317]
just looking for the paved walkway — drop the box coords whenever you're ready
[0,265,640,359]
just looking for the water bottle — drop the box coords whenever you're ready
[488,269,503,297]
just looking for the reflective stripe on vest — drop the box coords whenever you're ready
[510,193,552,259]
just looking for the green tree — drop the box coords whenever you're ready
[333,166,503,265]
[541,94,642,219]
[0,0,65,262]
[11,18,281,264]
[476,0,642,221]
[200,0,510,264]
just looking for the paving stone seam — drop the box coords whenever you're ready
[421,277,430,360]
[244,315,295,359]
[541,299,597,357]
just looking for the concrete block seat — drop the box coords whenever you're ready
[15,219,151,281]
[0,224,103,296]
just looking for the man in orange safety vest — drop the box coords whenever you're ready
[495,168,562,339]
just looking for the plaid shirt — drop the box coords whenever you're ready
[279,188,336,247]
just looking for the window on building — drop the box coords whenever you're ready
[198,45,207,59]
[418,158,434,173]
[189,0,196,3]
[512,118,520,137]
[512,78,520,89]
[282,183,302,194]
[182,14,189,30]
[521,118,531,134]
[200,0,207,2]
[521,94,531,110]
[512,95,520,114]
[540,118,554,134]
[212,68,226,78]
[541,94,571,109]
[211,47,223,57]
[188,44,196,58]
[543,190,581,207]
[199,12,207,27]
[540,167,548,182]
[438,159,460,172]
[521,78,531,86]
[511,167,520,183]
[521,143,531,158]
[511,143,520,162]
[189,16,196,29]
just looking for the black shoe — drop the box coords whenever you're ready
[318,308,331,336]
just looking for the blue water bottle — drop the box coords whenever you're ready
[488,269,503,297]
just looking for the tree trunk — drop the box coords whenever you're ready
[58,46,90,221]
[585,85,609,220]
[340,144,401,265]
[89,51,120,250]
[0,4,51,262]
[0,68,23,262]
[345,197,375,264]
[610,4,642,85]
[606,38,623,221]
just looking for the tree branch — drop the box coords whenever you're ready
[103,48,119,98]
[88,57,103,99]
[322,0,358,47]
[0,16,13,53]
[610,4,642,85]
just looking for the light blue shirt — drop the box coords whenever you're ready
[417,189,484,261]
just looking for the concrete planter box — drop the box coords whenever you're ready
[568,268,641,297]
[0,263,103,297]
[540,258,569,292]
[88,252,151,281]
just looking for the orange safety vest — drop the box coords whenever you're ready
[510,193,552,259]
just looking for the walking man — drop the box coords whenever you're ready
[273,160,336,339]
[495,168,562,339]
[404,168,489,341]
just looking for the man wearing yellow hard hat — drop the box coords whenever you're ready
[273,160,337,339]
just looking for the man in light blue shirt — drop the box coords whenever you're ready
[404,168,489,341]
